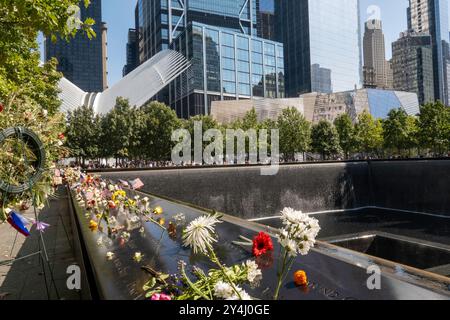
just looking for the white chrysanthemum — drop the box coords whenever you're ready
[214,281,234,299]
[245,260,262,284]
[182,215,221,254]
[225,286,252,301]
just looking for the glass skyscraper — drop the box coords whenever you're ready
[275,0,362,97]
[134,0,284,118]
[392,32,435,105]
[45,0,106,92]
[136,0,259,64]
[408,0,450,104]
[169,22,284,118]
[123,29,139,77]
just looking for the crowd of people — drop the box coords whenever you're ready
[64,152,449,170]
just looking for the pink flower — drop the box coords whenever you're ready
[151,293,171,301]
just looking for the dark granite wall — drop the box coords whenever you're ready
[369,160,450,215]
[99,160,450,218]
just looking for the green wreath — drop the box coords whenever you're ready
[0,127,46,194]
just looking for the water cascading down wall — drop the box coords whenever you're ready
[98,160,450,218]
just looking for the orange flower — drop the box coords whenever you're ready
[294,270,308,286]
[89,220,98,232]
[153,206,163,215]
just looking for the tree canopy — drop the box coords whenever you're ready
[311,120,342,160]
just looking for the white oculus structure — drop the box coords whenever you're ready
[58,50,191,114]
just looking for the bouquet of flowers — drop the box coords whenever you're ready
[274,208,320,299]
[143,214,263,300]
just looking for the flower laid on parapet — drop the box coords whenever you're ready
[231,209,320,300]
[274,208,320,300]
[65,168,320,300]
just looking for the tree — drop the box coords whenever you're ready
[334,114,355,159]
[140,101,182,161]
[354,111,384,157]
[66,105,101,164]
[277,107,311,161]
[102,97,136,163]
[242,108,258,131]
[417,101,450,156]
[0,0,95,114]
[311,120,342,160]
[128,107,147,160]
[383,108,418,156]
[0,0,95,220]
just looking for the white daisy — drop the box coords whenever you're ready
[214,281,234,299]
[225,286,252,300]
[277,208,320,258]
[245,260,262,284]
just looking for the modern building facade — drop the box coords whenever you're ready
[408,0,450,104]
[123,29,139,76]
[58,50,191,115]
[169,22,285,118]
[391,32,435,105]
[363,20,392,89]
[136,0,259,65]
[258,11,275,41]
[275,0,362,97]
[211,89,420,125]
[45,0,106,92]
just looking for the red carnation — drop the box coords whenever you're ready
[58,133,65,140]
[0,103,4,112]
[252,232,274,257]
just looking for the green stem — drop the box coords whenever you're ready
[274,249,288,300]
[180,263,211,300]
[208,246,243,300]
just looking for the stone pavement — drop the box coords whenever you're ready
[0,187,82,300]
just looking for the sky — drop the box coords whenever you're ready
[39,0,412,88]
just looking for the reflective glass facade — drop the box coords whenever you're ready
[275,0,362,97]
[408,0,450,104]
[45,0,105,92]
[392,32,435,105]
[429,0,450,104]
[136,0,259,64]
[169,22,284,118]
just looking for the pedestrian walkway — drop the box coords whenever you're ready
[0,187,82,300]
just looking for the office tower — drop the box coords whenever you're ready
[392,32,435,105]
[45,0,106,92]
[258,11,276,41]
[133,0,283,117]
[169,22,284,118]
[123,29,139,77]
[363,20,391,89]
[275,0,362,97]
[385,60,394,89]
[408,0,450,104]
[101,22,108,90]
[257,0,275,41]
[136,0,259,64]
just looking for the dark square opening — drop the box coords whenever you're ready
[329,234,450,274]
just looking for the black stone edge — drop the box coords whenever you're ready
[127,188,450,297]
[66,185,100,300]
[86,158,450,174]
[66,185,450,300]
